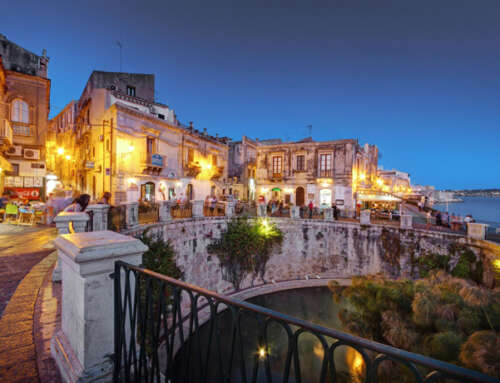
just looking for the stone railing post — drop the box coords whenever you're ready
[400,214,413,229]
[53,212,90,282]
[159,200,172,222]
[125,202,139,229]
[291,206,300,219]
[467,223,488,240]
[51,231,148,383]
[225,201,235,217]
[257,203,267,217]
[191,200,204,218]
[360,209,371,225]
[323,207,333,221]
[85,204,110,231]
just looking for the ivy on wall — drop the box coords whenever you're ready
[207,217,283,290]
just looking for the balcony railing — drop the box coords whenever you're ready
[138,202,160,224]
[0,120,13,147]
[114,261,497,383]
[318,169,334,178]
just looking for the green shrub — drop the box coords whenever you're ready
[426,331,463,362]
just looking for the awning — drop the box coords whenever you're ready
[272,187,281,192]
[0,155,13,172]
[358,193,401,202]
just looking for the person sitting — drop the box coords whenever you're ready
[64,194,91,212]
[98,191,111,205]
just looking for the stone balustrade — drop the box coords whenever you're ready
[85,204,110,231]
[51,231,148,383]
[360,209,371,225]
[158,200,172,222]
[191,200,204,218]
[467,222,488,240]
[125,202,138,229]
[323,207,333,221]
[400,214,413,229]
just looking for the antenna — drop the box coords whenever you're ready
[116,41,122,72]
[306,124,312,137]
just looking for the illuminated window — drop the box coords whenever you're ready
[126,86,136,97]
[296,155,305,171]
[272,156,282,176]
[12,99,29,123]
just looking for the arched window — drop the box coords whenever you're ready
[12,99,29,123]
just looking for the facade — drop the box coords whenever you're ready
[0,56,13,194]
[228,136,258,201]
[0,35,50,200]
[376,169,411,195]
[47,71,229,204]
[232,136,378,212]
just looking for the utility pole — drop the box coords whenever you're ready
[116,41,122,72]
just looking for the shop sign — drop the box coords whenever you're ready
[33,177,44,187]
[23,177,34,187]
[85,161,95,169]
[151,154,163,167]
[5,187,40,200]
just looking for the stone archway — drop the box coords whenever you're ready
[295,186,305,206]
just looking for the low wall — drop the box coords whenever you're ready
[123,218,497,294]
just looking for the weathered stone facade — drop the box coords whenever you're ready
[123,218,496,295]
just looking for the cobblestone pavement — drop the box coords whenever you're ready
[0,224,57,257]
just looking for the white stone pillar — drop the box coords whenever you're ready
[53,212,90,282]
[191,200,204,218]
[85,204,110,231]
[323,208,333,221]
[225,201,235,217]
[125,202,138,229]
[467,223,488,240]
[400,214,413,229]
[360,209,371,225]
[158,200,172,222]
[257,203,267,217]
[51,231,148,383]
[291,206,300,219]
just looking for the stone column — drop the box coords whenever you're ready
[192,200,204,218]
[159,200,172,222]
[257,203,267,217]
[323,208,333,221]
[467,223,488,240]
[53,212,90,282]
[225,201,235,217]
[360,209,371,225]
[291,206,300,219]
[85,204,110,231]
[125,202,138,229]
[400,214,413,229]
[51,231,148,383]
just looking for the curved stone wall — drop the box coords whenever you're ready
[124,218,496,295]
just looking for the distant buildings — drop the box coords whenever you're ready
[0,34,50,199]
[228,136,379,212]
[46,70,229,204]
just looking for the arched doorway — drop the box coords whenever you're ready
[186,184,193,201]
[295,186,305,206]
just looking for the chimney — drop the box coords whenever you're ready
[189,121,193,130]
[42,49,47,58]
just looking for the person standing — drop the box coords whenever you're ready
[308,200,314,219]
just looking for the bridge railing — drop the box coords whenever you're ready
[113,261,497,383]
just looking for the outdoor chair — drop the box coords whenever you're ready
[3,203,19,224]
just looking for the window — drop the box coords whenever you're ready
[147,137,154,154]
[126,86,136,97]
[12,125,31,136]
[187,148,194,163]
[272,156,282,176]
[31,163,45,169]
[12,99,29,123]
[211,154,217,166]
[319,153,332,177]
[157,113,165,120]
[296,155,305,171]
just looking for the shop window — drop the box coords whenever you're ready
[141,182,155,202]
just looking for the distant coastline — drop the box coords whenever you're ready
[451,189,500,198]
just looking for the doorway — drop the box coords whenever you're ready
[186,184,193,201]
[295,186,305,206]
[141,182,155,202]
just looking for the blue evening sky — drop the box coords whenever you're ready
[3,0,500,189]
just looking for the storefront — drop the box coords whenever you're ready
[357,191,402,210]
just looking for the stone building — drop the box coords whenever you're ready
[228,136,258,201]
[47,70,229,204]
[376,169,411,195]
[228,136,378,212]
[0,34,50,200]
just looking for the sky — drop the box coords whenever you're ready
[3,0,500,189]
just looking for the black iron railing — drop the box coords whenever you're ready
[113,261,498,383]
[108,205,127,232]
[138,202,160,224]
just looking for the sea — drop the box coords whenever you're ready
[434,196,500,229]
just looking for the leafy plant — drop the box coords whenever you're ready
[207,217,283,290]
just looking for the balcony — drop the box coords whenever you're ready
[0,120,13,149]
[271,172,283,181]
[318,169,334,178]
[141,153,165,175]
[210,165,224,180]
[184,162,202,178]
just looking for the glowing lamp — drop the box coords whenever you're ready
[258,347,266,359]
[65,155,71,160]
[376,178,383,186]
[359,173,366,181]
[128,145,134,152]
[57,147,65,155]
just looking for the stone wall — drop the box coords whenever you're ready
[123,218,495,295]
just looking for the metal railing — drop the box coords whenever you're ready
[109,205,127,232]
[114,261,497,383]
[138,202,160,224]
[0,119,13,146]
[170,203,193,219]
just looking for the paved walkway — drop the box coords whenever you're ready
[0,224,57,257]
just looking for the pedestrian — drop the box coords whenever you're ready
[436,212,442,226]
[64,194,91,212]
[425,210,432,230]
[98,191,111,205]
[308,200,314,219]
[332,203,338,220]
[0,192,10,209]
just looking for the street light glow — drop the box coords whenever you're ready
[57,147,65,155]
